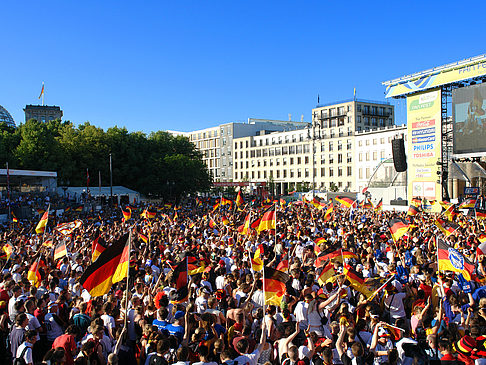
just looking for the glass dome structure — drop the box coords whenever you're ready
[0,105,15,127]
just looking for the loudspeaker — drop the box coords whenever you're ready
[392,138,407,172]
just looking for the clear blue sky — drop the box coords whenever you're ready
[1,1,485,133]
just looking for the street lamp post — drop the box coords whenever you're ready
[109,153,113,206]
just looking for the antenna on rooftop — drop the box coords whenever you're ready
[288,113,292,121]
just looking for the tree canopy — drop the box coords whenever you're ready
[0,120,212,198]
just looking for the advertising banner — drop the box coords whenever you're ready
[386,58,486,98]
[407,89,442,203]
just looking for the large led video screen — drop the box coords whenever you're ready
[453,83,486,156]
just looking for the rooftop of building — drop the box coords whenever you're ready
[355,124,406,135]
[315,98,391,109]
[24,104,62,110]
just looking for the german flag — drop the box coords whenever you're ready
[343,263,365,286]
[257,207,276,232]
[276,260,289,273]
[1,244,13,260]
[383,324,403,341]
[28,259,44,287]
[435,218,459,237]
[388,219,410,242]
[374,198,383,213]
[122,207,131,221]
[42,240,54,248]
[238,213,252,235]
[280,198,286,207]
[73,205,83,212]
[142,209,156,219]
[476,209,486,220]
[411,197,422,207]
[459,198,477,209]
[188,221,195,229]
[437,238,475,281]
[324,202,333,221]
[173,211,178,221]
[314,237,326,246]
[444,204,458,221]
[251,244,264,271]
[318,261,335,286]
[236,191,244,207]
[138,232,149,243]
[91,228,107,262]
[220,197,232,206]
[11,212,18,223]
[80,233,130,297]
[187,256,205,275]
[173,257,188,289]
[478,233,486,244]
[209,218,217,229]
[55,220,82,236]
[35,210,49,234]
[407,204,420,216]
[312,197,325,210]
[336,196,356,208]
[36,208,45,215]
[53,242,68,261]
[263,266,289,306]
[439,201,452,210]
[222,216,230,226]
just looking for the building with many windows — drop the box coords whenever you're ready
[354,125,407,193]
[188,119,306,181]
[232,99,395,194]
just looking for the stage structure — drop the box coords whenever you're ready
[383,54,486,201]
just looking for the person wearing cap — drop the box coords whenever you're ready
[11,264,22,283]
[195,286,210,314]
[166,311,185,344]
[44,301,65,347]
[370,322,394,365]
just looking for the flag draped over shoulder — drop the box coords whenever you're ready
[80,233,130,297]
[263,266,289,306]
[437,238,475,281]
[388,219,410,242]
[35,210,49,234]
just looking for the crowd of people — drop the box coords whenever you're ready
[0,195,486,365]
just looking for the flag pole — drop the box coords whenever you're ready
[123,227,133,329]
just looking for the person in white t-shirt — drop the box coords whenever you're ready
[16,330,37,365]
[45,302,65,344]
[234,319,267,365]
[101,302,116,340]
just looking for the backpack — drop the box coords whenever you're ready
[13,345,28,365]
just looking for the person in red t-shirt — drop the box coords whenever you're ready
[52,325,79,365]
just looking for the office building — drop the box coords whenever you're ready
[24,105,63,123]
[188,119,306,181]
[233,99,395,194]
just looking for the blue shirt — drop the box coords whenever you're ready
[166,323,184,343]
[152,319,169,335]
